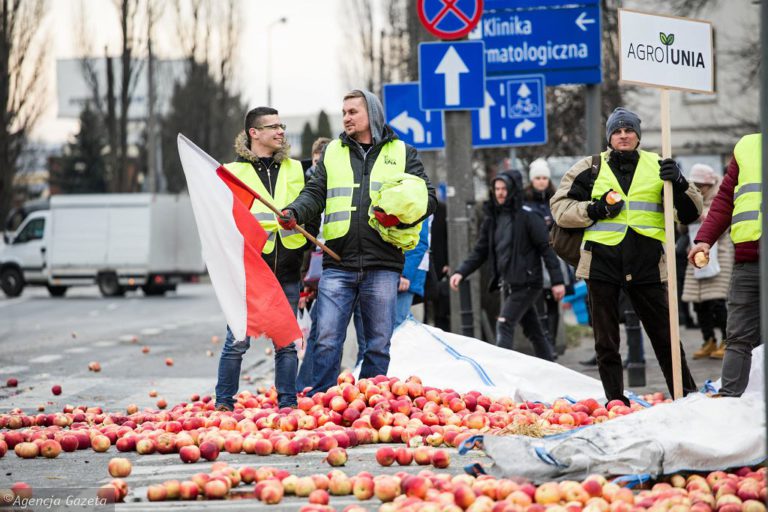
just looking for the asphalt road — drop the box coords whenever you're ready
[0,284,493,510]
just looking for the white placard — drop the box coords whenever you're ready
[619,9,714,93]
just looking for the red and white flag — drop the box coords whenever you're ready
[177,133,301,348]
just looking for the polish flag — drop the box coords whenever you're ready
[177,134,301,347]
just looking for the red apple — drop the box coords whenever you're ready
[309,489,330,505]
[326,447,348,466]
[146,484,167,501]
[199,440,219,461]
[376,446,396,466]
[179,445,201,463]
[431,449,450,468]
[179,480,199,500]
[395,447,413,466]
[40,440,62,459]
[51,385,62,396]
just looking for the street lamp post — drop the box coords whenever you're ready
[267,17,287,106]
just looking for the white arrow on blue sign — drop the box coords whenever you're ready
[471,74,547,148]
[383,82,445,150]
[419,41,486,111]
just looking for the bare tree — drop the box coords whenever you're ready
[0,0,49,222]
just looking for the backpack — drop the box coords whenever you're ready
[550,154,601,267]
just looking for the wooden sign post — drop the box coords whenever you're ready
[618,9,715,399]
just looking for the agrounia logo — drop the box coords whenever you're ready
[626,32,706,68]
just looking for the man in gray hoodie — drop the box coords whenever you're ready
[279,90,437,394]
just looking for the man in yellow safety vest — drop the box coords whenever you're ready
[214,106,320,411]
[689,133,762,397]
[551,107,703,405]
[278,90,437,394]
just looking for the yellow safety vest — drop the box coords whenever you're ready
[322,139,422,248]
[224,159,306,254]
[583,149,665,246]
[731,133,762,243]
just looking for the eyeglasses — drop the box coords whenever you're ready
[255,123,286,131]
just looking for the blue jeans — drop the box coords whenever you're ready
[353,301,366,366]
[215,280,300,409]
[395,291,415,325]
[307,268,399,394]
[297,297,368,390]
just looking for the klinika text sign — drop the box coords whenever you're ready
[619,9,714,93]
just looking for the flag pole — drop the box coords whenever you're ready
[253,193,341,262]
[218,166,341,262]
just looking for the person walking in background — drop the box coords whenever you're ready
[682,164,733,360]
[396,218,431,325]
[280,89,436,394]
[551,107,702,404]
[450,170,565,361]
[524,158,572,348]
[689,134,762,397]
[215,106,320,411]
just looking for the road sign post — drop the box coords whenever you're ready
[416,0,485,338]
[618,9,715,399]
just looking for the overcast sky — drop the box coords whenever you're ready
[31,0,350,144]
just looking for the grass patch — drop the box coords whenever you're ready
[565,323,593,348]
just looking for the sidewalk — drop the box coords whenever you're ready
[555,315,723,398]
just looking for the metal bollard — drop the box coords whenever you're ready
[625,306,646,387]
[459,280,475,337]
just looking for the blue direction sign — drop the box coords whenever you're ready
[471,74,546,148]
[484,0,598,9]
[470,5,601,85]
[419,41,486,111]
[383,83,445,150]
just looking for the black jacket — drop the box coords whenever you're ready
[287,91,437,273]
[456,171,564,290]
[228,133,320,284]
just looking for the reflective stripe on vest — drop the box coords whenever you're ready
[322,139,407,240]
[223,159,307,254]
[731,133,762,243]
[583,150,665,246]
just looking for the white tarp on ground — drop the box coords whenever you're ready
[388,320,766,479]
[482,393,765,481]
[387,320,607,402]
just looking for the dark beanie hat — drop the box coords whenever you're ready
[606,107,642,144]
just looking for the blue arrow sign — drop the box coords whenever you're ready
[419,41,486,110]
[383,83,445,150]
[470,5,601,85]
[471,74,546,148]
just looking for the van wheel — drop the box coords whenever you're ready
[0,267,24,297]
[46,285,68,297]
[97,273,125,297]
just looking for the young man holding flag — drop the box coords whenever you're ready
[279,90,437,395]
[214,107,320,411]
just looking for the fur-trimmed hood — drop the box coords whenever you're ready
[233,131,291,164]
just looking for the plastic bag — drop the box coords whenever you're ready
[296,307,312,358]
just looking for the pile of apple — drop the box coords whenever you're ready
[85,460,768,510]
[0,373,660,466]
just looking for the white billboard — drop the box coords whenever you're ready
[57,58,188,120]
[619,9,714,94]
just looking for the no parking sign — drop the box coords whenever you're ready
[417,0,484,40]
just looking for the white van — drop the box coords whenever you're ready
[0,194,205,297]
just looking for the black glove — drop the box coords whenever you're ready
[587,190,624,221]
[659,158,689,193]
[278,209,297,230]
